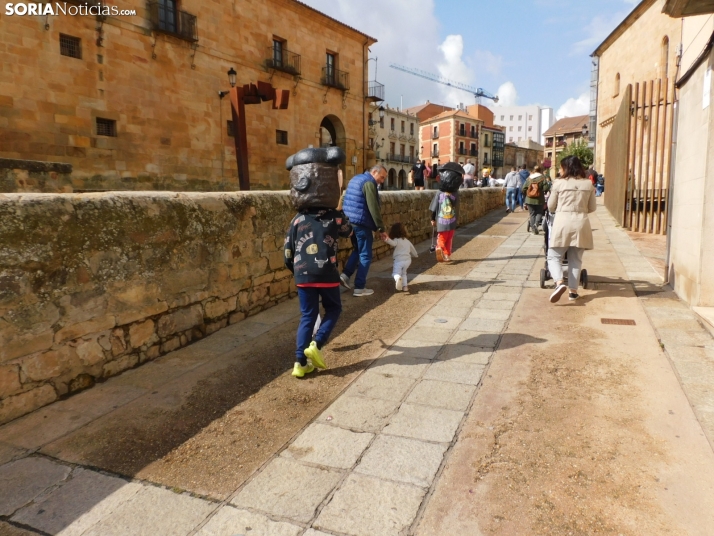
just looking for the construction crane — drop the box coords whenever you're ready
[389,63,499,104]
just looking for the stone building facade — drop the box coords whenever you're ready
[0,0,375,191]
[368,104,418,189]
[543,115,590,167]
[591,0,681,171]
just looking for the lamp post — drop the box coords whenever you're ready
[219,67,237,99]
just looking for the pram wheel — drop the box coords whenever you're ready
[580,269,588,289]
[540,269,546,289]
[527,221,531,232]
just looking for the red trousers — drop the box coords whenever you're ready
[437,230,455,256]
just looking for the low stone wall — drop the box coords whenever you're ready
[0,188,505,423]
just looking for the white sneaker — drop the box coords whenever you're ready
[339,273,352,289]
[394,275,403,291]
[353,288,374,297]
[550,283,567,304]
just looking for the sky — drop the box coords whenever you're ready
[300,0,640,118]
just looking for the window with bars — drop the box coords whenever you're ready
[60,34,82,59]
[227,120,234,137]
[276,130,288,145]
[96,117,116,137]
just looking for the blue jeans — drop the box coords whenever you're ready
[296,286,342,363]
[343,224,374,289]
[506,187,519,212]
[516,186,525,207]
[596,184,604,196]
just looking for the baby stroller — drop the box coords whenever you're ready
[539,209,588,290]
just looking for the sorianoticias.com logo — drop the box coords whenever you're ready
[4,3,137,16]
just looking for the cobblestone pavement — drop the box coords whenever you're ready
[1,203,714,535]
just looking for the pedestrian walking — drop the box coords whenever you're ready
[384,222,418,292]
[547,155,597,304]
[462,159,476,188]
[430,162,464,262]
[284,147,353,378]
[504,167,520,213]
[411,159,427,191]
[517,164,529,210]
[340,165,389,296]
[521,165,550,235]
[596,174,605,197]
[480,169,491,187]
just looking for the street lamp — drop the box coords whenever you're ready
[378,105,385,120]
[219,67,238,99]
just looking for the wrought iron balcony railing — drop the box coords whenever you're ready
[367,81,384,101]
[470,149,478,157]
[431,130,439,139]
[265,46,301,76]
[148,2,197,42]
[322,66,349,90]
[431,149,439,157]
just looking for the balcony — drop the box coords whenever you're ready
[457,147,467,156]
[322,66,349,90]
[431,130,439,139]
[470,149,478,157]
[148,2,198,42]
[459,128,466,137]
[545,140,553,148]
[265,46,301,76]
[386,153,415,164]
[556,140,567,147]
[367,81,384,102]
[431,149,439,158]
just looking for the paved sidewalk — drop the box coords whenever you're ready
[2,203,714,535]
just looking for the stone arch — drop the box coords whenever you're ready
[398,169,406,190]
[388,168,397,189]
[319,115,346,148]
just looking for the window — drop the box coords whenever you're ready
[96,117,116,137]
[326,52,336,84]
[529,115,533,120]
[369,137,374,148]
[518,115,522,120]
[528,126,532,131]
[379,116,384,128]
[614,73,620,97]
[400,143,405,155]
[390,118,395,131]
[509,137,513,142]
[518,126,522,131]
[227,120,234,137]
[401,120,405,133]
[390,141,395,153]
[60,34,81,59]
[156,0,177,33]
[410,123,414,136]
[273,38,285,68]
[509,126,513,131]
[662,36,670,78]
[510,115,513,120]
[500,115,504,120]
[410,146,415,158]
[276,130,288,145]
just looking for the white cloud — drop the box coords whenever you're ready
[571,11,627,56]
[556,93,589,118]
[436,35,477,104]
[493,81,519,107]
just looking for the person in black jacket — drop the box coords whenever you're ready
[284,147,352,378]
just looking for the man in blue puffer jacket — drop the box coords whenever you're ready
[340,165,388,296]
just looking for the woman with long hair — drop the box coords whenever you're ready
[547,155,597,303]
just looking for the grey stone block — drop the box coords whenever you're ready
[80,485,214,536]
[437,345,492,365]
[449,331,500,348]
[355,435,447,488]
[281,423,373,469]
[12,468,142,536]
[460,318,507,332]
[314,474,425,536]
[345,373,416,402]
[423,361,485,385]
[367,354,431,379]
[232,458,341,523]
[400,326,453,344]
[318,396,400,433]
[0,442,26,466]
[428,304,471,319]
[406,380,476,411]
[196,506,302,536]
[383,404,463,443]
[0,457,71,516]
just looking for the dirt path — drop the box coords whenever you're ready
[416,214,714,536]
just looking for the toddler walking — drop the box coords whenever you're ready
[384,222,418,292]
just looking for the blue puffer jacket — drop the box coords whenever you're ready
[343,173,378,230]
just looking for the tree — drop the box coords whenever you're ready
[556,139,594,169]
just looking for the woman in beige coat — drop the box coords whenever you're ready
[547,155,597,303]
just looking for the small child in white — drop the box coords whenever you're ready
[385,222,418,292]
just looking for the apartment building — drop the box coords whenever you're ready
[542,115,590,167]
[491,105,554,145]
[368,104,418,189]
[0,0,376,190]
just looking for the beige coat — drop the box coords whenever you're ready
[547,177,597,249]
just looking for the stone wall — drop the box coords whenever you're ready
[0,188,505,424]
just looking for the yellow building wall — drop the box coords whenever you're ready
[0,0,372,190]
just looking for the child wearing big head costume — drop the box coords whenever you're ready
[430,162,465,262]
[284,147,352,378]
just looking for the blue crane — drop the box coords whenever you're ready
[389,63,499,104]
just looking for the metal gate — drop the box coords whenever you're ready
[604,79,674,234]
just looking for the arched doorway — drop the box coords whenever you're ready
[388,168,396,190]
[398,170,406,190]
[319,115,346,148]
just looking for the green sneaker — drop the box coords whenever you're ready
[304,341,326,369]
[292,361,315,378]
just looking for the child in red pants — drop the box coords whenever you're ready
[429,162,464,262]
